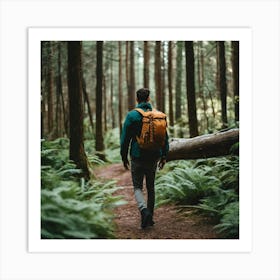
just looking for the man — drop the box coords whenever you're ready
[120,88,169,229]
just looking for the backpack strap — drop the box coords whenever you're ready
[134,108,152,117]
[134,108,145,115]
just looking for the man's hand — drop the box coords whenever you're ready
[158,158,166,170]
[123,158,130,170]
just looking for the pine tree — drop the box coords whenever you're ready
[185,41,199,137]
[67,41,90,178]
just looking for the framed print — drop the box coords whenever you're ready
[1,0,279,279]
[28,27,252,253]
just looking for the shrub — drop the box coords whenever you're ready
[155,156,239,238]
[41,139,126,239]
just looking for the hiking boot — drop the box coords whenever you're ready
[140,208,152,229]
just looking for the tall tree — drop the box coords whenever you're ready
[103,73,107,132]
[161,42,166,113]
[118,41,123,136]
[41,42,46,138]
[46,41,54,138]
[67,41,89,178]
[185,41,199,138]
[231,41,239,123]
[128,41,136,110]
[155,41,163,111]
[168,41,174,126]
[82,76,94,134]
[95,41,105,156]
[56,42,68,137]
[143,41,150,88]
[197,41,209,132]
[175,41,183,121]
[110,49,115,129]
[218,41,228,128]
[55,42,63,138]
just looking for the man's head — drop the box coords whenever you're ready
[136,88,150,103]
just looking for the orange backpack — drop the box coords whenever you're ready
[134,108,167,150]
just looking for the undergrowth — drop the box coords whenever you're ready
[41,138,125,239]
[155,156,239,238]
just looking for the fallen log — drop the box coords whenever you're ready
[166,129,239,161]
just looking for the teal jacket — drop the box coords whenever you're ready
[120,102,169,161]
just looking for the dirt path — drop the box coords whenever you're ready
[94,163,218,239]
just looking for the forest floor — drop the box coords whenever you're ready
[94,163,219,239]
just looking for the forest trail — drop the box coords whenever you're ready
[94,163,218,239]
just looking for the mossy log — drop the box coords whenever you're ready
[166,129,239,161]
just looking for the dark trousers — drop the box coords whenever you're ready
[131,158,158,215]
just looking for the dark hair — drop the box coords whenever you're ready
[136,88,150,102]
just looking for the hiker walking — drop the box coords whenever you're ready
[120,88,169,229]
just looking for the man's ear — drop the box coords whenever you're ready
[147,96,150,102]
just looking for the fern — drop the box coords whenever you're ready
[214,202,239,238]
[41,139,126,239]
[155,156,239,238]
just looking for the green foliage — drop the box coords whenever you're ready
[104,128,121,163]
[155,156,239,238]
[41,139,126,239]
[214,201,239,238]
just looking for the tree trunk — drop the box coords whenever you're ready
[198,41,209,133]
[47,41,54,138]
[231,41,239,123]
[161,42,166,113]
[143,41,150,88]
[216,42,220,98]
[185,41,199,138]
[41,42,46,139]
[103,73,107,132]
[168,41,174,126]
[118,41,123,137]
[95,41,105,157]
[155,41,163,111]
[127,41,135,111]
[167,129,239,161]
[175,41,183,121]
[82,76,94,134]
[57,42,68,137]
[218,41,228,128]
[110,55,115,129]
[67,41,90,179]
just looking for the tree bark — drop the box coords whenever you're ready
[155,41,163,111]
[57,42,68,137]
[67,41,90,179]
[218,41,228,128]
[231,41,239,123]
[41,42,46,138]
[198,41,209,132]
[82,76,94,134]
[161,42,166,113]
[124,42,130,114]
[118,41,123,137]
[110,54,115,129]
[185,41,199,138]
[166,129,239,162]
[95,41,105,156]
[143,41,150,88]
[168,41,174,126]
[103,73,107,132]
[175,41,183,121]
[128,41,136,111]
[47,41,54,138]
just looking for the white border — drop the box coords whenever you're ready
[28,27,252,253]
[1,0,279,279]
